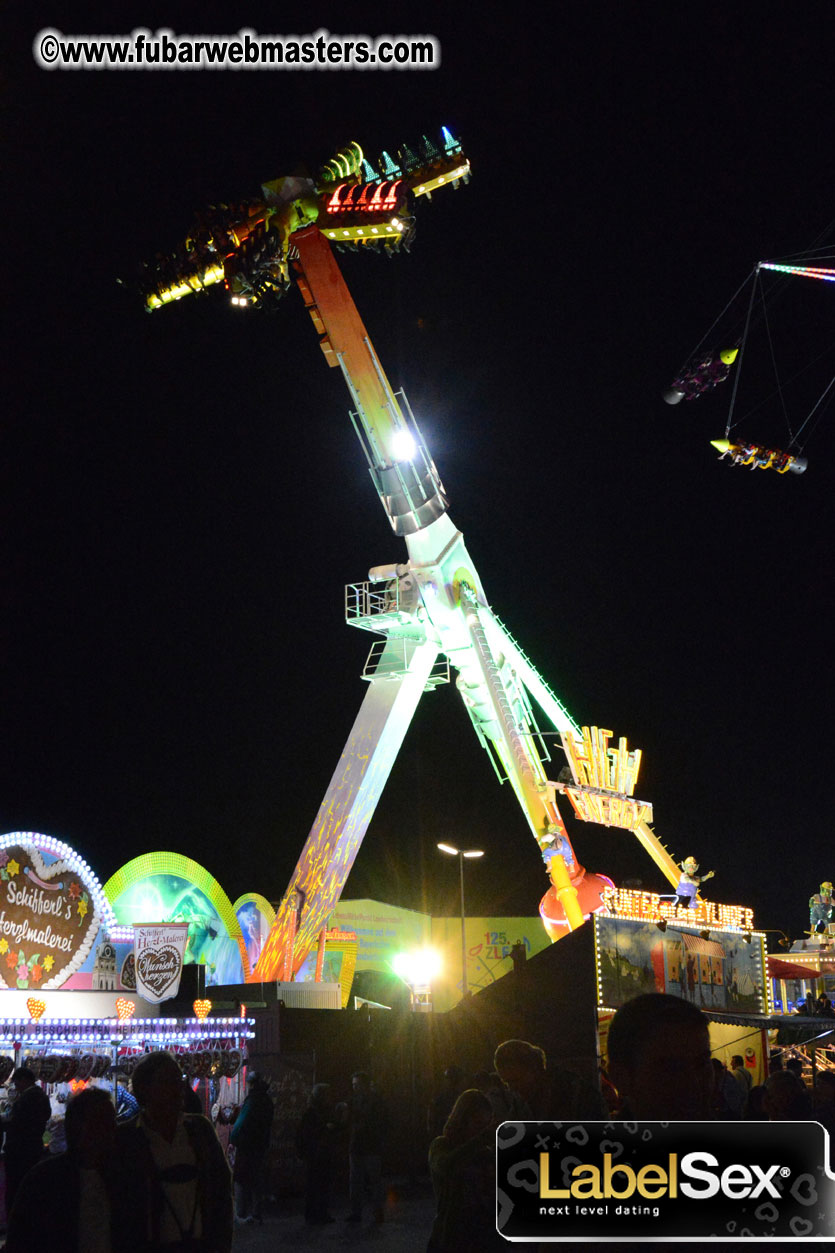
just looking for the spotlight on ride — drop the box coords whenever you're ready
[390,428,417,462]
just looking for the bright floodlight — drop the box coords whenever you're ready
[437,842,459,855]
[391,428,417,461]
[392,948,441,985]
[437,842,484,858]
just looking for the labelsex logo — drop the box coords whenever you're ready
[540,1151,783,1201]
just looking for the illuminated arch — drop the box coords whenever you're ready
[232,893,276,926]
[104,852,250,980]
[233,893,276,970]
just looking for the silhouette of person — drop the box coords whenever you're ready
[6,1086,117,1253]
[113,1050,233,1252]
[295,1083,337,1226]
[3,1067,51,1215]
[606,993,714,1119]
[230,1073,273,1225]
[346,1071,386,1224]
[493,1039,607,1120]
[427,1089,504,1252]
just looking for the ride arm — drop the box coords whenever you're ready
[292,225,448,536]
[448,589,584,929]
[252,636,439,981]
[485,611,683,890]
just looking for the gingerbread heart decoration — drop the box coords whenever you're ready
[136,946,182,1001]
[120,952,136,990]
[0,843,102,990]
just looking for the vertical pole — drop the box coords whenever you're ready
[314,929,327,983]
[459,853,468,997]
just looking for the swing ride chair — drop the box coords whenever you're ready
[663,255,835,477]
[139,130,684,982]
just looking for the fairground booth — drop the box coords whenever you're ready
[4,823,830,1186]
[0,832,254,1157]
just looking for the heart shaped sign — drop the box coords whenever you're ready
[0,843,102,991]
[26,997,46,1021]
[193,998,212,1020]
[115,997,135,1020]
[136,946,182,1000]
[120,952,136,990]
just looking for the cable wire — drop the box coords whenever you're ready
[724,268,760,438]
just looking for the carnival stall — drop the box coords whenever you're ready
[0,832,255,1148]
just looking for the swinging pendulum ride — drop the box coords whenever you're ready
[140,131,684,982]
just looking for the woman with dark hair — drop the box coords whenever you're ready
[427,1088,503,1252]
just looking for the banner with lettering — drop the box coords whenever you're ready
[133,922,189,1003]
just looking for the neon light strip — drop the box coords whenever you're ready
[759,262,835,283]
[0,1017,253,1027]
[0,1032,255,1043]
[0,1016,256,1044]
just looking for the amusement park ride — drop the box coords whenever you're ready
[663,259,834,474]
[140,130,686,983]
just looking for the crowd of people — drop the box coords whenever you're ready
[0,1054,277,1253]
[3,1052,233,1252]
[2,992,835,1251]
[0,1053,392,1250]
[794,991,835,1017]
[293,1069,387,1227]
[424,996,835,1251]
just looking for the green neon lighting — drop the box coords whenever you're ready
[104,852,249,976]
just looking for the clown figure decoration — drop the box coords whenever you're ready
[675,857,715,909]
[809,882,834,935]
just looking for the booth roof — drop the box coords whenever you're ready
[766,957,821,979]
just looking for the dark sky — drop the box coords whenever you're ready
[3,5,835,941]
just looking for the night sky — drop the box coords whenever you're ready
[4,6,835,943]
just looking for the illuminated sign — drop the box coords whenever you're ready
[559,728,653,829]
[0,1017,255,1047]
[0,838,108,990]
[563,790,653,830]
[134,922,189,1004]
[601,886,754,931]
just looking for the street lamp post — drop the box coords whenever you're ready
[438,843,484,997]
